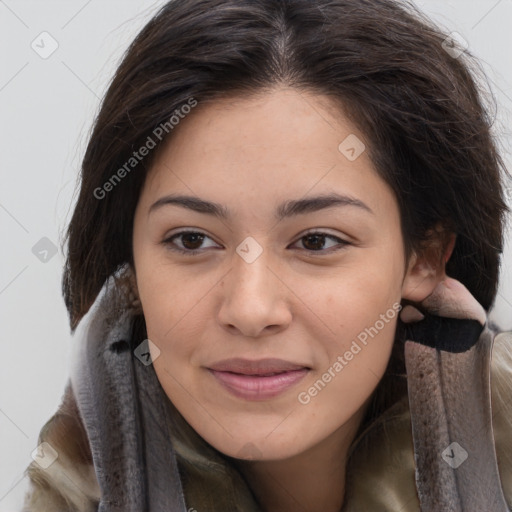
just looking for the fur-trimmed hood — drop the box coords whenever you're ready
[21,269,512,511]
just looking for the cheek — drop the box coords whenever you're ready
[302,279,400,416]
[306,253,402,398]
[319,256,403,338]
[135,245,211,326]
[323,289,398,379]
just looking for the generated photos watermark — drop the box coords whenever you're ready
[94,97,197,200]
[297,302,402,405]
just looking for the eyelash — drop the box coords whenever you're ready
[161,230,351,256]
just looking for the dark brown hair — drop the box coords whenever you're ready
[63,0,509,335]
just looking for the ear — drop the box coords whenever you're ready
[402,226,456,304]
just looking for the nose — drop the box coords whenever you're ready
[217,250,292,338]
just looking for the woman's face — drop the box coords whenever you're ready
[132,87,429,461]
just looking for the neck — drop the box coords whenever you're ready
[233,405,367,512]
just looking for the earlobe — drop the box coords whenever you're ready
[402,252,443,303]
[401,230,456,304]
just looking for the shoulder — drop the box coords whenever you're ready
[22,381,100,512]
[343,327,512,512]
[489,329,512,508]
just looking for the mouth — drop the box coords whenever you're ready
[207,358,311,400]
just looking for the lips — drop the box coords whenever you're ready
[207,358,310,400]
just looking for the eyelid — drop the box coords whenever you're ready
[288,229,351,253]
[162,228,351,255]
[295,228,351,242]
[162,228,222,254]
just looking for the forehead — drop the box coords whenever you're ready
[140,87,398,221]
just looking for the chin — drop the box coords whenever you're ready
[198,420,315,462]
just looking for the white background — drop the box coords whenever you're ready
[1,0,511,509]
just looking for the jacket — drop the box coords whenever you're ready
[21,268,512,511]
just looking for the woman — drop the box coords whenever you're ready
[22,0,512,511]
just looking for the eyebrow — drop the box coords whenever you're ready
[148,193,374,220]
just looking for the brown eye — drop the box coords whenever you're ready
[292,231,350,253]
[162,230,220,255]
[302,234,327,251]
[180,232,205,250]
